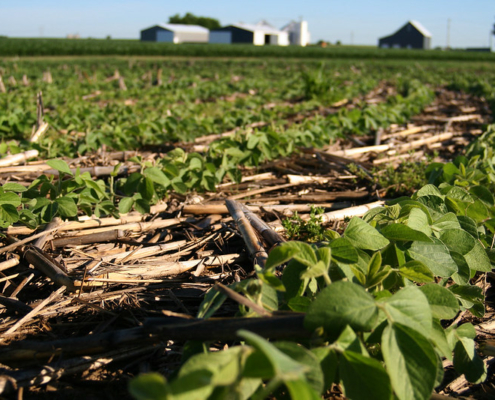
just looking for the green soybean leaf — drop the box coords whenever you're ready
[55,196,78,217]
[382,323,437,400]
[0,192,21,207]
[431,318,453,360]
[398,260,434,283]
[470,185,494,206]
[47,159,73,176]
[134,198,150,214]
[456,322,476,339]
[287,296,311,312]
[328,237,359,264]
[2,183,27,193]
[129,372,170,400]
[118,197,134,214]
[169,369,215,400]
[431,212,461,233]
[310,347,338,392]
[457,216,480,239]
[275,341,324,394]
[340,350,392,400]
[407,238,458,277]
[382,286,432,335]
[407,207,432,236]
[344,217,390,251]
[453,337,487,383]
[449,285,484,312]
[440,229,491,272]
[416,184,444,198]
[239,330,307,381]
[466,200,489,224]
[417,195,449,220]
[419,284,460,320]
[282,260,309,302]
[178,346,245,387]
[380,223,432,242]
[336,325,369,356]
[450,251,471,285]
[171,178,188,194]
[144,167,171,187]
[284,379,321,400]
[266,242,316,270]
[0,204,19,227]
[300,260,327,279]
[305,281,378,337]
[255,265,285,292]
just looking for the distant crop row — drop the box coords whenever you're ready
[1,38,495,61]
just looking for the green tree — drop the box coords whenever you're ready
[168,12,221,30]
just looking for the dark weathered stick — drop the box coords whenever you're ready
[240,203,285,247]
[52,229,126,248]
[0,294,32,315]
[4,287,65,335]
[0,344,161,394]
[0,314,309,363]
[226,199,268,268]
[33,217,62,250]
[23,246,75,291]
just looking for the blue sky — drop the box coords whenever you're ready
[1,0,493,48]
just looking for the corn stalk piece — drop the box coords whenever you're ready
[240,203,285,248]
[225,199,268,269]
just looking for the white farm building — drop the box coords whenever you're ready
[209,22,289,46]
[282,20,310,46]
[140,23,209,43]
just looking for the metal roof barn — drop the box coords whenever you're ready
[140,24,209,44]
[209,22,289,46]
[378,21,432,49]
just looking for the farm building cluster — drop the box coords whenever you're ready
[140,20,310,46]
[140,19,436,49]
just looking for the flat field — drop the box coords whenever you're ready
[1,54,495,399]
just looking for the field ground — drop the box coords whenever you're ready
[1,56,495,399]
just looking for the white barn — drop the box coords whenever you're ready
[281,20,310,46]
[140,23,209,44]
[209,22,289,46]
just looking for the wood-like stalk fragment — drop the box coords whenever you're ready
[30,91,49,143]
[75,253,241,285]
[0,294,32,314]
[269,200,385,231]
[0,344,160,394]
[0,314,309,363]
[23,246,75,291]
[98,240,187,263]
[216,282,272,316]
[380,125,425,140]
[240,203,285,247]
[0,150,39,167]
[61,218,184,238]
[227,183,297,200]
[4,286,65,335]
[34,217,62,250]
[52,229,126,248]
[0,258,20,272]
[6,207,168,235]
[226,199,268,268]
[194,121,267,144]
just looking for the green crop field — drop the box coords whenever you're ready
[1,37,495,61]
[1,54,495,400]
